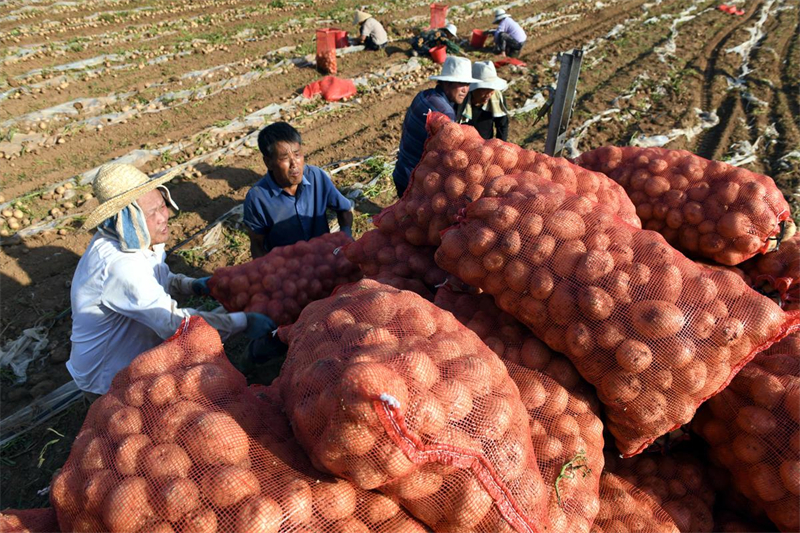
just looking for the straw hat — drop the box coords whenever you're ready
[493,8,510,23]
[469,61,508,92]
[429,56,480,84]
[353,10,372,24]
[82,163,181,229]
[443,23,458,38]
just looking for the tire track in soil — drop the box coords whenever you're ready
[693,0,764,159]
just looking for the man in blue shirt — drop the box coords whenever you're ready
[243,122,353,259]
[393,56,479,196]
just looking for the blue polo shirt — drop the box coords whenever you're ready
[243,164,352,251]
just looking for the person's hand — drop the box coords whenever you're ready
[244,313,277,339]
[341,226,353,238]
[191,277,211,296]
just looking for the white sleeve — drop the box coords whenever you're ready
[167,272,196,297]
[101,258,247,340]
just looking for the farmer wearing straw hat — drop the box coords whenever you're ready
[489,8,526,57]
[393,56,479,196]
[457,61,510,141]
[68,164,276,395]
[353,10,387,51]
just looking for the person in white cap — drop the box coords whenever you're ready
[393,56,479,195]
[410,22,462,57]
[490,8,527,57]
[457,61,510,141]
[353,10,387,51]
[68,164,275,396]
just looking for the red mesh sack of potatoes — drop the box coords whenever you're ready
[0,509,58,533]
[50,316,428,533]
[575,146,793,265]
[604,452,715,532]
[692,332,799,532]
[207,232,362,325]
[590,472,679,533]
[279,279,550,533]
[370,272,434,301]
[434,286,595,398]
[373,112,640,249]
[506,362,604,533]
[343,228,447,289]
[435,171,800,456]
[740,234,800,311]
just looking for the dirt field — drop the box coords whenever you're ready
[0,0,798,510]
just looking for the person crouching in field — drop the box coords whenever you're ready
[354,10,388,51]
[490,8,527,58]
[457,61,510,141]
[68,164,274,398]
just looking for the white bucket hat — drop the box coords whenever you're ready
[429,56,480,84]
[83,164,181,229]
[353,10,371,24]
[469,61,508,92]
[493,8,510,23]
[443,23,457,37]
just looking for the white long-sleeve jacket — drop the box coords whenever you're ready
[67,233,246,394]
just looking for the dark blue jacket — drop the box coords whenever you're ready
[393,86,456,196]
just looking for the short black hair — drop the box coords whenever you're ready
[257,122,302,160]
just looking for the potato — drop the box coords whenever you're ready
[312,479,357,521]
[630,301,685,339]
[125,380,149,407]
[50,467,84,513]
[364,492,401,524]
[449,476,494,529]
[156,478,200,522]
[615,340,653,373]
[128,344,182,380]
[202,465,259,508]
[387,470,443,500]
[144,444,192,480]
[151,401,206,444]
[102,477,153,533]
[279,479,313,524]
[83,469,115,513]
[430,379,473,421]
[577,286,614,321]
[107,406,143,442]
[179,363,241,402]
[181,507,218,533]
[79,436,113,473]
[114,433,151,476]
[235,496,282,533]
[185,412,249,466]
[148,374,178,406]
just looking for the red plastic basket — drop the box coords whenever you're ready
[470,29,488,48]
[430,3,448,29]
[330,28,349,48]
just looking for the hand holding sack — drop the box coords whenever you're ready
[373,112,640,249]
[692,332,800,532]
[576,146,793,265]
[207,232,362,326]
[590,472,679,533]
[740,234,800,310]
[435,171,800,456]
[278,279,550,533]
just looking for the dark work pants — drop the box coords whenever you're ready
[494,32,524,57]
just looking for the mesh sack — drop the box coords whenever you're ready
[740,234,800,311]
[589,472,679,533]
[373,112,640,249]
[0,509,58,533]
[506,362,603,533]
[370,272,435,301]
[316,29,337,74]
[434,286,596,399]
[278,279,550,533]
[207,232,362,325]
[714,509,778,533]
[50,317,428,533]
[343,228,447,289]
[604,452,715,532]
[575,146,793,265]
[435,171,800,456]
[692,332,800,532]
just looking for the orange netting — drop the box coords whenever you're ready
[343,229,447,290]
[575,146,792,265]
[506,362,603,533]
[49,316,429,533]
[434,171,800,456]
[0,508,59,533]
[740,234,800,311]
[589,472,679,533]
[604,452,715,532]
[692,332,800,533]
[207,232,362,325]
[372,112,640,250]
[278,279,550,533]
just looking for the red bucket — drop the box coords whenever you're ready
[430,45,446,64]
[430,3,448,29]
[470,29,488,48]
[330,28,348,48]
